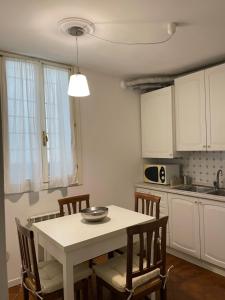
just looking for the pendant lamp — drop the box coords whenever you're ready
[67,27,90,97]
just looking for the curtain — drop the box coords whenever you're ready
[43,65,77,188]
[2,58,43,193]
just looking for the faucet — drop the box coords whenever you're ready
[214,169,223,190]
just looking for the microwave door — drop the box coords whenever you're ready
[145,166,159,183]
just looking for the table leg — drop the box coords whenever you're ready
[63,256,74,300]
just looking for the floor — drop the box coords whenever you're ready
[9,254,225,300]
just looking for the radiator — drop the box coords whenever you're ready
[28,210,61,262]
[27,210,60,225]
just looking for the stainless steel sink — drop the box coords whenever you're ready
[207,189,225,196]
[173,185,213,193]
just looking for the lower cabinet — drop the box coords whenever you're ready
[199,199,225,268]
[136,186,225,270]
[168,194,200,258]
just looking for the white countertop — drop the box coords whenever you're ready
[135,182,225,203]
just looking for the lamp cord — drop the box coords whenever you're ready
[75,36,80,72]
[86,31,173,45]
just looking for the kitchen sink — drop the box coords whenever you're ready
[173,185,213,193]
[207,189,225,196]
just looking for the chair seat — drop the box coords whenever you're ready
[93,254,160,293]
[38,260,92,294]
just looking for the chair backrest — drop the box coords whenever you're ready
[15,218,41,293]
[126,216,168,290]
[58,194,90,216]
[135,192,160,219]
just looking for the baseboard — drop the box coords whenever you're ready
[167,247,225,277]
[8,277,21,288]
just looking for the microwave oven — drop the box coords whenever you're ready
[144,164,179,185]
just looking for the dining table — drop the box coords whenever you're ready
[33,204,155,300]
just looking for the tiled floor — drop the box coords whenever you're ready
[9,254,225,300]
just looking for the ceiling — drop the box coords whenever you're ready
[1,0,225,79]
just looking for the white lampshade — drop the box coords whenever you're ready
[68,73,90,97]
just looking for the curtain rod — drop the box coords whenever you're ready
[0,49,73,70]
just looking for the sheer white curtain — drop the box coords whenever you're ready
[2,58,43,193]
[43,65,77,188]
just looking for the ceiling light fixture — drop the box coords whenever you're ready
[59,18,177,96]
[67,25,90,97]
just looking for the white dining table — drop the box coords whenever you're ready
[33,205,155,300]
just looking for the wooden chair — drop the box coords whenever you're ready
[58,194,90,217]
[94,216,168,300]
[115,192,161,256]
[15,218,92,300]
[135,192,161,219]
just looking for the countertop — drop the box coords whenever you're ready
[135,182,225,203]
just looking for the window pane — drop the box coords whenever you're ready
[43,65,76,187]
[4,59,42,193]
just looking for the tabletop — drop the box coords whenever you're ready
[33,205,155,251]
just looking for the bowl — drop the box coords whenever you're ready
[81,206,108,222]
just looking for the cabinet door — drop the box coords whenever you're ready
[205,64,225,150]
[175,71,206,151]
[168,194,200,258]
[199,199,225,268]
[141,86,176,158]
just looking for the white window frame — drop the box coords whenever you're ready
[0,53,83,191]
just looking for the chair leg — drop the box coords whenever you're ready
[96,277,103,300]
[160,287,167,300]
[82,279,89,300]
[76,290,80,300]
[22,286,29,300]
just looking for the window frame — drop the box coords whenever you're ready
[1,53,83,192]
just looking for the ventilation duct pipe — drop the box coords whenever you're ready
[121,75,176,93]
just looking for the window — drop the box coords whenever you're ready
[2,57,77,194]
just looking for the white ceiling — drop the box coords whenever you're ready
[1,0,225,78]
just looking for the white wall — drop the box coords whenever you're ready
[5,69,142,286]
[0,114,8,299]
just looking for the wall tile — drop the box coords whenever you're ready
[181,151,225,187]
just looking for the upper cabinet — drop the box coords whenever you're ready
[141,86,177,158]
[175,63,225,151]
[205,64,225,150]
[175,71,206,151]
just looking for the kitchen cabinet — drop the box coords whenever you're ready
[175,63,225,151]
[205,64,225,150]
[175,71,206,151]
[168,193,200,258]
[136,184,225,271]
[199,199,225,268]
[141,86,176,158]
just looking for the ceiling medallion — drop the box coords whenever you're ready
[58,17,95,37]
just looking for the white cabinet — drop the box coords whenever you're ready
[205,64,225,150]
[141,86,176,158]
[175,71,206,151]
[168,193,200,258]
[175,63,225,151]
[199,199,225,268]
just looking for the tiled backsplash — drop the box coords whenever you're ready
[181,151,225,187]
[144,151,225,187]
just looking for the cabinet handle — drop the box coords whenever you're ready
[208,145,211,148]
[194,201,198,204]
[203,145,206,148]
